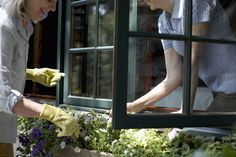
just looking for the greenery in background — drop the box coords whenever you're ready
[17,107,236,157]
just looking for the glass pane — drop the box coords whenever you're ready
[127,38,184,114]
[191,42,236,114]
[96,50,113,99]
[129,0,182,35]
[69,52,94,97]
[192,0,236,41]
[71,4,96,48]
[98,0,115,46]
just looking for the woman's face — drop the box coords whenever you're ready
[25,0,57,22]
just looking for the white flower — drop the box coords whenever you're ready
[124,150,129,155]
[60,142,66,149]
[111,140,118,147]
[74,147,81,153]
[84,136,90,142]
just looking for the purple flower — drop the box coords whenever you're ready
[31,140,44,156]
[18,134,30,146]
[31,128,42,140]
[32,146,41,157]
[45,153,51,157]
[48,124,55,130]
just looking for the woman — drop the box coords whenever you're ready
[125,0,236,113]
[0,0,79,156]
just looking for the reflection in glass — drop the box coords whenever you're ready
[69,52,94,97]
[71,4,96,48]
[96,50,113,99]
[99,0,114,46]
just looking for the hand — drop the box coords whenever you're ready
[26,68,65,87]
[108,102,141,117]
[39,104,80,137]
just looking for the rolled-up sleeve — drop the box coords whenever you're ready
[192,0,216,24]
[0,22,23,114]
[158,13,173,50]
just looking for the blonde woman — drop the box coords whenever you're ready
[0,0,79,156]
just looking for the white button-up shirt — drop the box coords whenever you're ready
[0,7,33,142]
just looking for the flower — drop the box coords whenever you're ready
[60,142,66,149]
[31,128,42,140]
[18,134,30,147]
[16,107,236,157]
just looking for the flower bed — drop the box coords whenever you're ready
[16,107,236,157]
[58,147,113,157]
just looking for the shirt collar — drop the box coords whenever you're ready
[14,16,33,42]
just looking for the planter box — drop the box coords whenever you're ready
[58,147,114,157]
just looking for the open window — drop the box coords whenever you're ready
[57,0,236,128]
[112,0,236,129]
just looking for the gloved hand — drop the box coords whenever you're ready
[26,68,65,87]
[39,104,80,137]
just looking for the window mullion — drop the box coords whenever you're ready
[183,0,192,115]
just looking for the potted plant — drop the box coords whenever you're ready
[16,107,236,157]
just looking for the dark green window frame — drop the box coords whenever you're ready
[57,0,113,110]
[112,0,236,129]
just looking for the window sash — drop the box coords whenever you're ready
[112,0,236,129]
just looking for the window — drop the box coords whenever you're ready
[112,0,236,129]
[61,0,115,110]
[58,0,236,129]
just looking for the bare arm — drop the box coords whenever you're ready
[128,48,183,112]
[12,97,43,118]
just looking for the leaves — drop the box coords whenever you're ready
[17,108,236,157]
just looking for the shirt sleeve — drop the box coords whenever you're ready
[158,12,173,50]
[192,0,216,24]
[0,22,23,114]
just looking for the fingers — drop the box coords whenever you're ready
[51,73,65,82]
[49,73,65,87]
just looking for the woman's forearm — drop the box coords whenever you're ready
[12,97,43,118]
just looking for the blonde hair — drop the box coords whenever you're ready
[0,0,26,18]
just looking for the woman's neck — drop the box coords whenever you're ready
[21,17,30,29]
[161,0,174,13]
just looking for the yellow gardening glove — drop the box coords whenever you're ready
[39,104,80,137]
[26,68,65,87]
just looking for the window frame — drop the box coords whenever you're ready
[112,0,236,129]
[60,0,113,110]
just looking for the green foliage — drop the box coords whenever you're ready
[17,108,236,157]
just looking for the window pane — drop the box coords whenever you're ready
[69,52,94,97]
[129,0,182,35]
[191,42,236,114]
[192,0,236,41]
[71,4,96,48]
[98,0,114,46]
[127,38,184,114]
[96,50,113,99]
